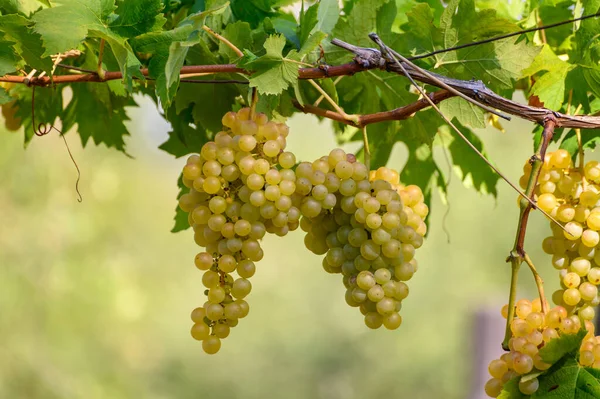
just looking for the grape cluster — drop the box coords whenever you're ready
[520,150,600,319]
[300,151,428,330]
[484,298,595,397]
[178,108,301,354]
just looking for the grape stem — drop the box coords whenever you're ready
[306,79,360,125]
[502,116,556,350]
[362,126,371,171]
[97,39,106,81]
[249,88,258,120]
[202,26,244,58]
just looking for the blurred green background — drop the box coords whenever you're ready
[0,93,588,398]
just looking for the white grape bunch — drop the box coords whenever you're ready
[520,150,600,321]
[178,108,302,354]
[299,150,428,330]
[484,298,596,397]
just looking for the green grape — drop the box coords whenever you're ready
[367,285,385,302]
[364,312,383,329]
[484,378,503,398]
[232,278,252,299]
[191,322,210,341]
[191,307,207,323]
[382,312,402,330]
[208,286,226,303]
[202,335,221,354]
[194,252,214,270]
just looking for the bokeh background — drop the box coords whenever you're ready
[0,92,589,398]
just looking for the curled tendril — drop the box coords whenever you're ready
[31,86,83,202]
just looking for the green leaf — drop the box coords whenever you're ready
[326,0,388,64]
[0,38,21,75]
[32,0,143,88]
[539,330,587,365]
[11,84,62,145]
[298,2,319,46]
[240,34,300,95]
[445,124,499,196]
[159,104,210,157]
[434,0,539,90]
[439,97,486,129]
[32,0,114,55]
[109,0,166,38]
[161,2,230,107]
[175,76,239,133]
[0,14,53,73]
[0,86,12,105]
[0,0,47,15]
[218,21,252,61]
[314,0,340,35]
[400,139,447,212]
[63,83,134,152]
[532,355,599,398]
[521,45,573,110]
[130,24,194,108]
[560,129,600,157]
[172,173,191,233]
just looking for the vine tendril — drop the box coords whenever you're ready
[31,86,82,202]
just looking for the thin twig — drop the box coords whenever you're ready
[203,25,243,58]
[307,79,359,124]
[56,64,96,74]
[523,254,547,314]
[314,76,344,106]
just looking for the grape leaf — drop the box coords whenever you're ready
[400,139,448,206]
[445,124,499,196]
[0,37,21,75]
[172,173,191,232]
[159,104,210,157]
[11,84,62,145]
[532,355,600,398]
[130,24,194,108]
[298,0,338,59]
[239,34,300,95]
[0,86,12,104]
[0,14,53,73]
[175,76,239,133]
[32,0,146,88]
[539,330,587,365]
[435,0,539,90]
[521,45,573,111]
[314,0,340,35]
[218,21,252,61]
[439,97,486,129]
[109,0,166,38]
[397,3,442,63]
[162,2,230,108]
[298,2,319,46]
[0,0,47,15]
[63,82,134,152]
[560,129,600,157]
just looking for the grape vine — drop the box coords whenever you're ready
[6,0,600,397]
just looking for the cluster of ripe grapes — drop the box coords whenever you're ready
[178,110,428,353]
